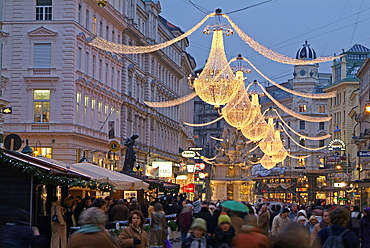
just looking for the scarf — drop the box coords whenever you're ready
[189,236,207,248]
[319,220,329,229]
[130,224,142,234]
[75,224,103,233]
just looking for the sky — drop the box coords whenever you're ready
[159,0,370,84]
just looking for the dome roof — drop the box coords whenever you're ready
[296,40,317,60]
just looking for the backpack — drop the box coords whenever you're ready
[322,227,349,248]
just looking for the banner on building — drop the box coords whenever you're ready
[152,161,173,177]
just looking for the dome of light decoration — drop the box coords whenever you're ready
[296,40,317,60]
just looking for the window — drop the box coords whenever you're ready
[99,59,102,81]
[299,138,305,146]
[319,122,324,130]
[76,93,81,124]
[84,96,89,126]
[299,104,307,112]
[319,140,325,147]
[111,67,114,88]
[36,0,52,21]
[300,120,305,130]
[77,47,82,70]
[34,43,51,68]
[85,52,89,74]
[105,63,109,84]
[92,56,96,78]
[99,21,103,37]
[92,16,97,34]
[298,156,306,167]
[78,4,82,23]
[318,105,325,113]
[34,90,50,122]
[106,26,109,40]
[85,10,89,30]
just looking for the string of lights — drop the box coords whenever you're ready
[210,136,224,141]
[143,91,197,108]
[255,82,332,122]
[88,13,215,54]
[272,109,332,140]
[280,124,327,151]
[183,116,223,127]
[223,14,343,65]
[243,58,337,99]
[287,154,311,159]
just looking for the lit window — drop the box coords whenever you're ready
[299,138,305,146]
[33,90,50,123]
[36,0,52,21]
[298,156,306,167]
[92,16,97,34]
[299,104,307,112]
[31,146,53,158]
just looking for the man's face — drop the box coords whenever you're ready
[291,205,297,211]
[86,199,92,206]
[261,206,267,212]
[220,222,231,232]
[282,212,289,218]
[193,227,204,238]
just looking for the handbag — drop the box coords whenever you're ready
[52,205,66,222]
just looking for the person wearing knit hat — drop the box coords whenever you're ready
[212,212,235,248]
[182,218,213,248]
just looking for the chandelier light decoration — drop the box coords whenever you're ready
[144,91,198,108]
[269,146,288,163]
[184,116,223,127]
[222,14,342,65]
[288,154,310,159]
[259,154,278,170]
[240,100,269,141]
[192,28,243,108]
[259,121,284,156]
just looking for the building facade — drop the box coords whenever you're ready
[1,0,196,175]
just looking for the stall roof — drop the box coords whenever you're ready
[70,162,149,191]
[1,149,89,179]
[143,178,180,189]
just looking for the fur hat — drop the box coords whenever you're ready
[190,218,207,232]
[218,212,231,226]
[297,216,307,222]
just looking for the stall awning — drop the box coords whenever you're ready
[143,178,180,189]
[70,162,149,191]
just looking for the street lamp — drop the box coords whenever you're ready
[21,139,33,155]
[365,102,370,113]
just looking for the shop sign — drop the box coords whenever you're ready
[334,182,346,187]
[187,164,195,173]
[152,161,173,177]
[183,183,194,192]
[328,139,346,151]
[357,151,370,157]
[181,150,196,158]
[176,175,188,180]
[189,147,203,151]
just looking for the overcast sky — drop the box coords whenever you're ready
[159,0,370,84]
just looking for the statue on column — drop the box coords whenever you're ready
[123,134,139,172]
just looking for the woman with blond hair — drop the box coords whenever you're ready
[51,196,67,248]
[310,209,330,246]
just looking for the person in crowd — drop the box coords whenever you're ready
[182,218,213,248]
[129,198,141,212]
[230,211,244,235]
[307,215,318,233]
[272,222,311,248]
[271,208,290,239]
[171,198,182,214]
[312,206,359,248]
[212,212,235,248]
[257,204,270,236]
[349,205,362,237]
[312,207,323,223]
[198,205,213,235]
[310,209,330,246]
[110,199,130,221]
[193,196,202,217]
[359,207,370,248]
[178,204,193,244]
[74,197,92,221]
[63,197,76,239]
[0,208,47,248]
[92,197,108,213]
[118,210,148,248]
[293,209,307,222]
[67,207,117,248]
[208,207,221,235]
[108,199,117,221]
[296,216,309,229]
[232,220,271,248]
[288,203,298,222]
[149,202,167,248]
[51,196,67,248]
[269,204,281,230]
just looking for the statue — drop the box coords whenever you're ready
[123,134,139,172]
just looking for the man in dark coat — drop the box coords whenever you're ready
[110,199,130,221]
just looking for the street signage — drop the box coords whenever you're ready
[108,140,120,153]
[358,151,370,157]
[181,150,196,158]
[188,147,203,151]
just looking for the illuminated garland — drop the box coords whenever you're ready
[89,13,215,54]
[280,124,327,151]
[255,82,331,122]
[144,91,198,108]
[243,58,336,99]
[0,151,114,191]
[223,14,342,65]
[183,116,223,127]
[210,136,224,141]
[288,154,311,159]
[272,109,331,140]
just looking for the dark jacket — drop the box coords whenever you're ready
[110,204,130,221]
[198,207,212,233]
[0,223,48,248]
[178,211,193,233]
[182,235,214,248]
[313,225,359,248]
[213,226,235,248]
[359,216,370,246]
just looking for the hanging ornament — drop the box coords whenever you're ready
[269,146,288,163]
[241,98,269,141]
[259,120,284,156]
[260,154,277,170]
[193,28,243,108]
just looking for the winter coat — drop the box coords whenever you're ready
[232,225,271,248]
[149,211,167,247]
[359,216,370,247]
[230,215,244,235]
[182,235,214,248]
[312,225,359,248]
[67,224,118,248]
[118,224,148,248]
[0,223,48,248]
[193,200,201,215]
[178,211,193,233]
[110,204,130,221]
[212,225,235,248]
[198,207,212,233]
[257,211,270,236]
[271,214,290,237]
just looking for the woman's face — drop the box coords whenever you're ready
[323,212,330,223]
[132,214,141,227]
[193,227,204,238]
[311,219,318,225]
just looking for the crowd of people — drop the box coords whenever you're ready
[1,194,370,248]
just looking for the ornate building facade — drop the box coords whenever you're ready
[1,0,196,172]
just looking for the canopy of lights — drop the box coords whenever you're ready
[89,9,337,170]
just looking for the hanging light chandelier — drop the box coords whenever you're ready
[260,154,277,170]
[193,27,243,109]
[259,120,284,156]
[269,146,288,163]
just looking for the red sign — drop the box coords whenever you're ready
[183,183,195,193]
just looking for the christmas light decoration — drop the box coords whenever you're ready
[183,116,223,127]
[210,136,224,141]
[241,103,269,141]
[259,121,284,156]
[260,154,277,170]
[243,58,336,99]
[288,154,310,159]
[193,29,243,108]
[88,13,215,54]
[223,14,342,65]
[144,91,197,108]
[255,82,331,122]
[269,146,288,163]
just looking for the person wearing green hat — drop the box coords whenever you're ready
[182,218,213,248]
[212,212,235,248]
